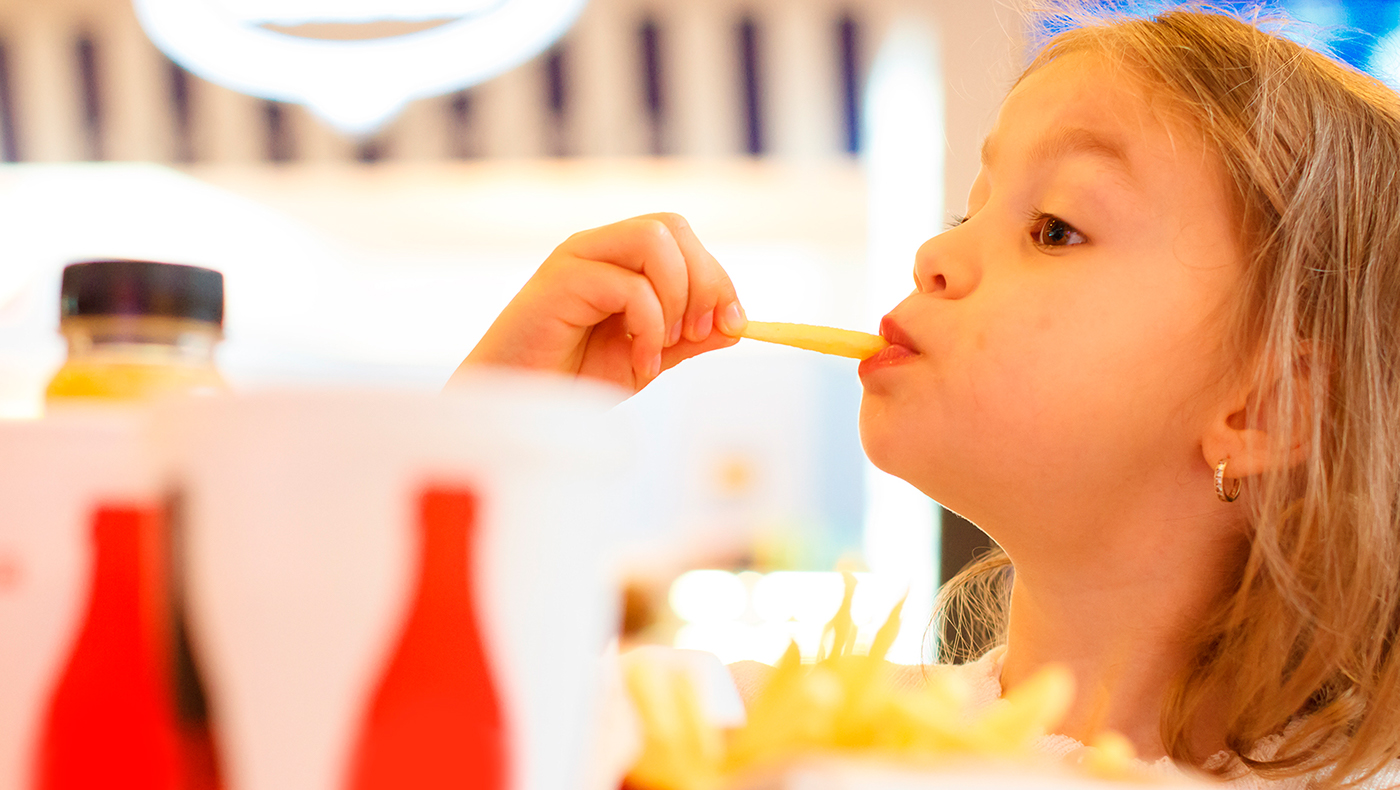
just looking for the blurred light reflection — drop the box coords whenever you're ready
[668,570,747,624]
[671,570,917,665]
[860,19,943,666]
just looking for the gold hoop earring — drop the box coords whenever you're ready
[1215,458,1241,503]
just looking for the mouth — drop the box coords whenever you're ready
[879,315,919,353]
[858,315,920,378]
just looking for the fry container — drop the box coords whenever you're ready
[151,373,634,790]
[0,411,159,790]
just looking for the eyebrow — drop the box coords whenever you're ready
[980,126,1132,177]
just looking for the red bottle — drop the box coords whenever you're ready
[347,487,507,790]
[37,505,181,790]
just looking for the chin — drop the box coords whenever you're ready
[857,397,924,484]
[857,397,893,467]
[857,396,993,529]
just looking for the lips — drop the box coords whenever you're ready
[858,315,920,377]
[878,315,919,354]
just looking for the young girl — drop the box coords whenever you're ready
[454,5,1400,787]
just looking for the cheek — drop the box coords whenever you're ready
[967,289,1216,463]
[857,272,1228,504]
[855,304,1064,480]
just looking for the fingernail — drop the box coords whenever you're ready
[695,310,713,341]
[649,353,663,380]
[719,302,744,335]
[667,320,682,347]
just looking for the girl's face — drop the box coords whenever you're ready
[859,53,1244,550]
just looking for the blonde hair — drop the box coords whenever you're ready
[934,5,1400,786]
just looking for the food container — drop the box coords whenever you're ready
[0,411,159,790]
[150,372,634,790]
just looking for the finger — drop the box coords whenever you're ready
[563,218,690,348]
[566,259,667,384]
[576,313,637,384]
[643,213,745,342]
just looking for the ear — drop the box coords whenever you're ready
[1201,355,1315,480]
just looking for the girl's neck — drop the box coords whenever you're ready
[995,519,1242,762]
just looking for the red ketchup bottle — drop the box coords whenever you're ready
[36,505,181,790]
[347,487,507,790]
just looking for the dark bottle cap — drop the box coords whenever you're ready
[60,260,224,326]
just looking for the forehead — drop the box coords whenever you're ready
[986,51,1207,176]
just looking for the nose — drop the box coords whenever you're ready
[912,227,981,299]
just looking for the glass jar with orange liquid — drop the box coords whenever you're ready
[39,260,228,790]
[46,260,226,404]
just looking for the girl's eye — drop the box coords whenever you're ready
[946,213,970,230]
[1031,213,1086,248]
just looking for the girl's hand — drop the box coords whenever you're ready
[452,213,747,393]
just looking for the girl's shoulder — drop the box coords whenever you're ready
[1354,762,1400,790]
[727,659,775,709]
[1211,760,1400,789]
[1213,728,1400,789]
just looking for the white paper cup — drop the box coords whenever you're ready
[153,372,633,790]
[0,411,157,790]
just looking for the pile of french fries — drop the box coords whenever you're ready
[624,574,1143,790]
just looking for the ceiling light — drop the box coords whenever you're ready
[135,0,587,135]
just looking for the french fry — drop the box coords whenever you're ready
[1082,731,1141,781]
[624,577,1152,789]
[968,664,1075,753]
[1002,664,1076,735]
[624,659,724,790]
[726,643,809,770]
[740,321,889,360]
[867,594,906,663]
[818,571,859,662]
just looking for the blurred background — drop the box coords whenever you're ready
[0,0,1389,665]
